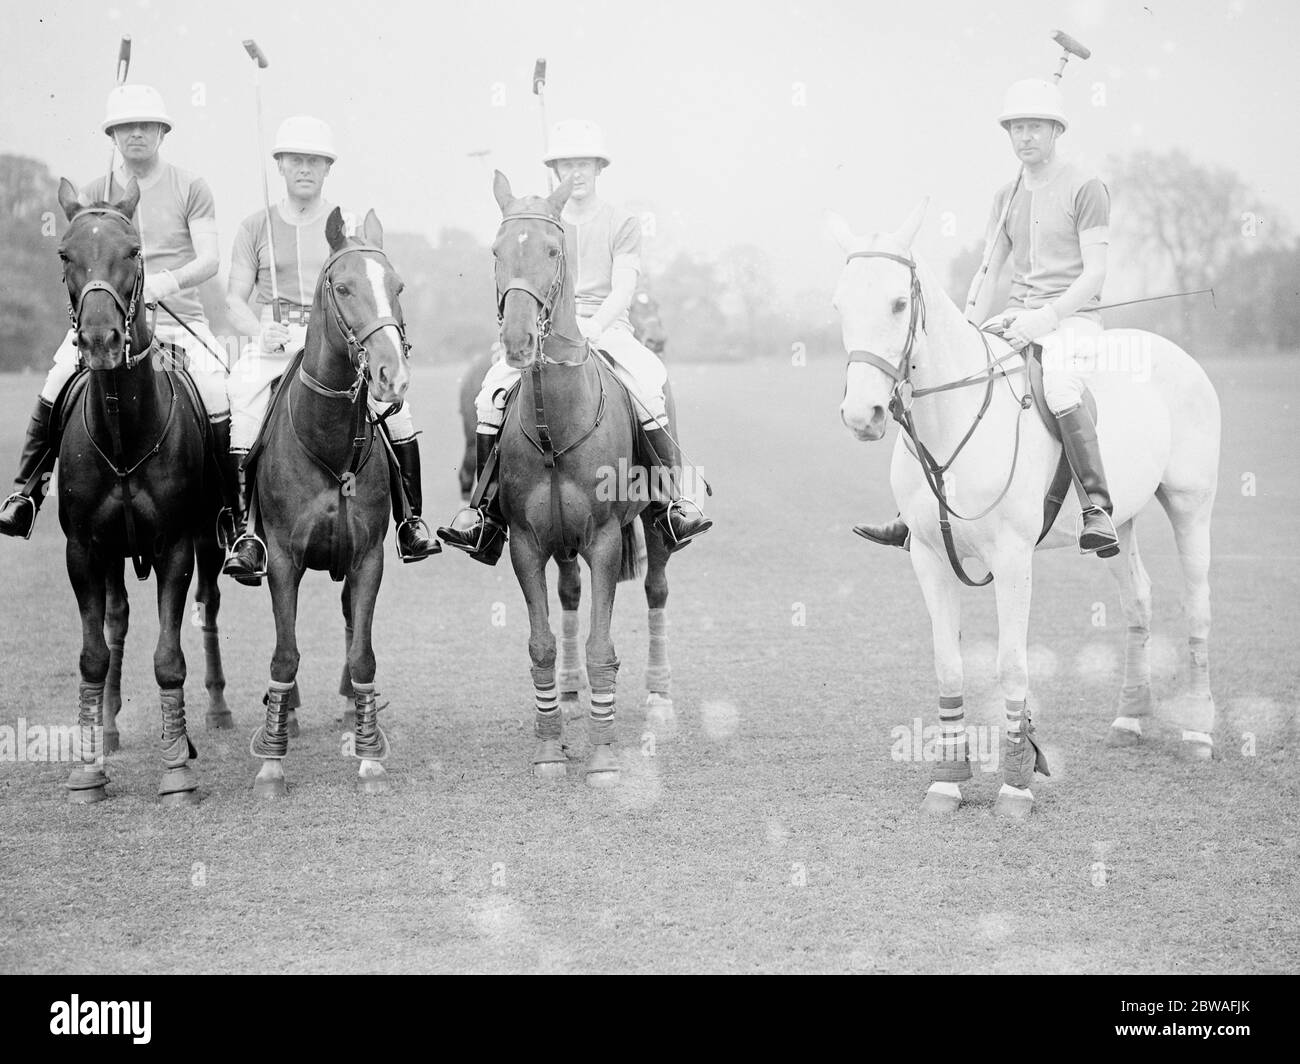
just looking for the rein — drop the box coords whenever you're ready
[845,250,1032,587]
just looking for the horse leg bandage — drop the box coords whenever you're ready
[646,609,671,693]
[1003,697,1050,789]
[587,658,620,746]
[558,611,582,694]
[77,681,106,765]
[351,681,388,760]
[252,679,294,759]
[932,694,972,783]
[159,687,195,769]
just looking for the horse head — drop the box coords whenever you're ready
[57,178,145,372]
[491,170,574,370]
[829,198,930,441]
[320,207,411,404]
[630,289,667,354]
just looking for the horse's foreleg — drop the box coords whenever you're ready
[338,579,357,728]
[154,539,200,806]
[511,536,564,779]
[989,548,1043,818]
[556,555,584,714]
[1158,486,1216,758]
[65,540,110,803]
[344,554,391,795]
[103,558,127,755]
[583,523,623,787]
[910,545,965,814]
[195,536,232,732]
[251,544,303,799]
[643,514,673,721]
[1105,522,1155,747]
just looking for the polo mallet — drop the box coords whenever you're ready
[242,38,281,325]
[103,36,132,201]
[533,58,553,192]
[966,29,1092,319]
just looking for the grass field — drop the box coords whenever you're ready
[0,351,1296,974]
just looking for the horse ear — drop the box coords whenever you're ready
[547,176,573,214]
[492,170,514,214]
[892,197,930,249]
[58,178,82,221]
[326,207,348,251]
[115,179,140,219]
[362,209,384,249]
[824,210,858,254]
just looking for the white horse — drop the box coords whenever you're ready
[829,201,1221,818]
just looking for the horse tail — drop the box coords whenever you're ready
[618,516,647,583]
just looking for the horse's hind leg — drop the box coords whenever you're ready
[343,554,391,795]
[1158,485,1217,759]
[511,536,565,779]
[195,536,232,732]
[154,539,200,806]
[1104,521,1155,747]
[65,540,110,803]
[583,523,624,787]
[910,545,966,815]
[557,555,584,720]
[643,514,674,723]
[338,579,357,731]
[103,558,127,755]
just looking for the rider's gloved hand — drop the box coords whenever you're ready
[258,321,291,353]
[1005,305,1059,348]
[142,270,180,305]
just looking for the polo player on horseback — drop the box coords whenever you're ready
[221,116,439,582]
[855,78,1120,558]
[0,85,239,541]
[437,119,711,563]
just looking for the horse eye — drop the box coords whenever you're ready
[335,284,349,296]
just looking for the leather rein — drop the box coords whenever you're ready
[844,250,1032,587]
[495,211,606,547]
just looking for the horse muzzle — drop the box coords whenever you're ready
[78,327,126,371]
[840,402,887,441]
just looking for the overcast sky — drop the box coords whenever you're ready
[3,0,1297,304]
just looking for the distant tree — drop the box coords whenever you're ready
[385,227,497,363]
[652,252,731,360]
[1216,241,1300,349]
[0,155,70,372]
[719,243,776,352]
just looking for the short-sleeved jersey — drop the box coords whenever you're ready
[229,201,359,320]
[986,158,1110,316]
[83,163,217,325]
[564,201,641,324]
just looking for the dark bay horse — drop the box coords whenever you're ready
[248,208,411,798]
[491,171,679,786]
[54,179,229,806]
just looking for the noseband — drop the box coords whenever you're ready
[302,244,411,403]
[494,211,579,364]
[63,206,149,368]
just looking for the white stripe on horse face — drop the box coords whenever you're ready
[363,257,404,355]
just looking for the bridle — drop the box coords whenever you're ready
[494,210,587,366]
[842,250,1034,587]
[62,206,151,369]
[299,243,412,404]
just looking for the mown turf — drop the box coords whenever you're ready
[0,354,1296,973]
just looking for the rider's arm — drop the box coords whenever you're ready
[589,264,637,336]
[1044,177,1110,322]
[1044,243,1107,321]
[164,228,219,291]
[225,273,262,339]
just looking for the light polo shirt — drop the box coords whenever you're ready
[986,158,1110,317]
[84,163,217,325]
[563,200,641,325]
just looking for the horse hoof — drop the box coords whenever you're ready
[533,759,567,780]
[586,769,621,788]
[67,785,108,804]
[205,709,234,731]
[286,710,300,739]
[103,730,120,755]
[160,788,200,807]
[1106,725,1142,748]
[358,776,392,796]
[253,776,288,800]
[644,693,675,722]
[993,785,1034,819]
[920,789,961,815]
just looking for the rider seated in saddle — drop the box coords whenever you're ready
[855,77,1120,558]
[438,119,711,564]
[0,85,239,542]
[221,116,439,582]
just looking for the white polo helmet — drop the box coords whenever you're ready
[102,85,172,134]
[272,116,337,162]
[543,119,611,167]
[998,79,1068,132]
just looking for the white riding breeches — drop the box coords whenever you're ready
[1033,314,1104,415]
[227,324,415,451]
[475,321,669,433]
[42,321,231,419]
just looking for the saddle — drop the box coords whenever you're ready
[1022,343,1097,545]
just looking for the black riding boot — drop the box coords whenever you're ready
[389,438,440,561]
[853,515,910,549]
[0,398,57,539]
[221,454,268,585]
[436,430,507,565]
[641,424,711,552]
[210,417,240,548]
[1056,403,1120,558]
